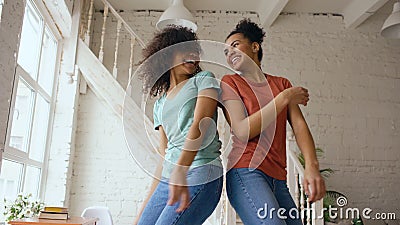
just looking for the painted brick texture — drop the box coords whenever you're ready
[70,6,400,225]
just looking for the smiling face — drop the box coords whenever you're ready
[170,51,200,77]
[224,33,260,71]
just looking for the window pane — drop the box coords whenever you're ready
[17,1,43,79]
[23,166,41,199]
[0,160,23,222]
[9,79,34,152]
[29,94,50,162]
[0,159,23,199]
[38,27,57,94]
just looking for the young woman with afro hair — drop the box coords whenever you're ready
[135,26,223,225]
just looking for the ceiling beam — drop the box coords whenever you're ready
[342,0,389,29]
[258,0,289,28]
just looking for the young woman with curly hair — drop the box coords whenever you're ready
[220,19,326,225]
[134,26,223,225]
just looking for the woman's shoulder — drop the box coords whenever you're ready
[222,73,240,78]
[194,70,216,78]
[221,73,241,82]
[154,93,166,107]
[267,74,292,88]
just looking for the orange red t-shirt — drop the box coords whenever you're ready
[220,74,292,180]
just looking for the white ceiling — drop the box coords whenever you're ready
[98,0,396,29]
[102,0,351,12]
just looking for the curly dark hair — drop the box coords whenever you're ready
[226,18,266,61]
[138,26,201,97]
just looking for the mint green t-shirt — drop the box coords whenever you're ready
[153,71,222,178]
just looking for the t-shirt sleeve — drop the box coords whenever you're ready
[153,99,162,130]
[220,75,241,102]
[282,77,293,89]
[195,71,221,94]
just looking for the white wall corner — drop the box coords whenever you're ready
[43,0,81,206]
[42,0,73,37]
[0,0,26,174]
[342,0,389,29]
[258,0,289,28]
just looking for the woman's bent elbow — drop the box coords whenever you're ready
[232,129,249,142]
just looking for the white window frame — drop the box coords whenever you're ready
[2,0,63,201]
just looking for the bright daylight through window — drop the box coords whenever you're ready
[0,0,59,222]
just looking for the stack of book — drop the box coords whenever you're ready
[38,206,69,220]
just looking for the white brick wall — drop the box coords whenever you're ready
[265,11,400,225]
[71,5,400,225]
[0,0,26,169]
[70,90,150,225]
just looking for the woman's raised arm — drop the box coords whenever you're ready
[222,86,309,142]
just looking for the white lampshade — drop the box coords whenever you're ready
[156,0,197,32]
[381,1,400,39]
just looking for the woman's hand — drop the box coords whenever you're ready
[167,167,190,212]
[282,87,309,106]
[303,164,326,203]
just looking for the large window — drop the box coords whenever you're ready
[0,0,60,221]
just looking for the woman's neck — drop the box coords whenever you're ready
[169,71,190,90]
[240,64,266,83]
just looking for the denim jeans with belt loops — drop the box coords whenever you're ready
[226,168,303,225]
[138,164,223,225]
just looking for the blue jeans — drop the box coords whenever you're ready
[226,168,303,225]
[138,164,223,225]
